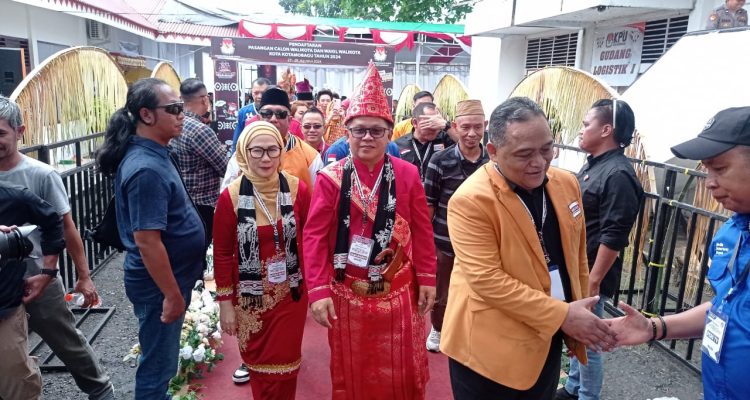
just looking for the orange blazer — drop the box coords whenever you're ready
[440,164,589,391]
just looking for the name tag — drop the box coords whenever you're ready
[702,309,728,364]
[549,264,566,301]
[347,235,374,268]
[267,258,287,284]
[569,201,582,218]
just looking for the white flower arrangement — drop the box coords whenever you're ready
[125,281,224,399]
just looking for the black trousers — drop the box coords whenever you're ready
[449,333,562,400]
[196,204,215,246]
[196,204,215,271]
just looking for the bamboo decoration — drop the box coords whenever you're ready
[395,84,421,123]
[124,67,153,86]
[152,62,181,94]
[432,74,469,121]
[511,66,655,287]
[10,46,127,148]
[510,67,616,144]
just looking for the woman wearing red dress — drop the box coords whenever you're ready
[214,121,310,399]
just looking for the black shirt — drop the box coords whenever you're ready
[424,144,489,255]
[577,148,644,298]
[394,130,454,181]
[0,185,64,319]
[496,165,573,302]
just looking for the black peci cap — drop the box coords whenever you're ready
[259,87,292,111]
[671,107,750,160]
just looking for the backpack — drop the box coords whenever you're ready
[86,197,125,252]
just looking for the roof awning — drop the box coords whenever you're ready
[467,1,693,37]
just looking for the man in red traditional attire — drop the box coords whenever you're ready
[304,62,437,400]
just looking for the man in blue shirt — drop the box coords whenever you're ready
[232,77,271,152]
[609,107,750,400]
[322,135,401,165]
[102,79,206,399]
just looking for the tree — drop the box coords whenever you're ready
[279,0,476,24]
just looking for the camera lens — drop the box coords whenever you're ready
[0,229,34,260]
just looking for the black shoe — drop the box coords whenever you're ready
[232,363,250,384]
[555,388,578,400]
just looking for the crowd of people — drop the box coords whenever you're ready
[2,55,750,400]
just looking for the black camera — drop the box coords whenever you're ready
[0,225,36,262]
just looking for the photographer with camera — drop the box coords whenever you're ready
[0,96,114,399]
[0,184,64,399]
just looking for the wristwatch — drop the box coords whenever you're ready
[444,121,452,131]
[40,268,59,278]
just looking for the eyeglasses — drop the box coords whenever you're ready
[302,123,323,130]
[247,146,282,159]
[348,127,389,139]
[259,109,289,120]
[155,102,184,116]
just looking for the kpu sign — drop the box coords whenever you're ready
[211,37,395,143]
[591,23,645,87]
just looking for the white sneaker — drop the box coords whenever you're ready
[232,363,250,384]
[426,327,441,353]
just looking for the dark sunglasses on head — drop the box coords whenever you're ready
[302,123,324,130]
[259,109,289,120]
[155,102,184,116]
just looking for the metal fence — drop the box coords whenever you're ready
[20,132,117,289]
[556,144,726,374]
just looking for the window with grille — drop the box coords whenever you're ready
[0,35,31,73]
[641,15,689,64]
[525,33,578,72]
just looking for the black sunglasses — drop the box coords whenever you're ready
[259,109,289,120]
[302,123,324,130]
[155,102,184,116]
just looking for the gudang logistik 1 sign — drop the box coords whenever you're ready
[591,23,645,87]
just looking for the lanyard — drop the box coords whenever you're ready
[720,234,750,310]
[351,163,384,233]
[516,190,552,265]
[253,187,282,252]
[492,163,551,264]
[412,139,432,179]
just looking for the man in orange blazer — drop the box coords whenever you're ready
[441,97,617,399]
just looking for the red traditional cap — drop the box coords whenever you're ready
[344,62,393,125]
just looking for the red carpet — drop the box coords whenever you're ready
[199,314,452,399]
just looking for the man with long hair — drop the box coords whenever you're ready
[97,79,205,399]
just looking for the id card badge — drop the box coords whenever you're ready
[347,235,374,268]
[267,257,288,284]
[549,265,566,301]
[701,308,728,364]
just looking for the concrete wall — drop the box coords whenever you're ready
[466,0,734,108]
[3,1,86,66]
[2,2,197,80]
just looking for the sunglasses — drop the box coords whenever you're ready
[155,102,184,116]
[259,109,289,120]
[348,127,389,139]
[302,123,324,130]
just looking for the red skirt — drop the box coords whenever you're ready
[236,287,308,400]
[328,262,429,400]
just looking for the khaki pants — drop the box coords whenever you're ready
[25,278,112,399]
[0,305,42,400]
